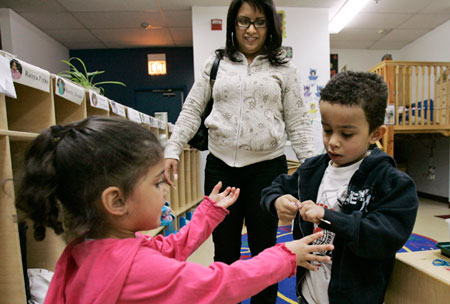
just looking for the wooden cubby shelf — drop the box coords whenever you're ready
[0,57,202,302]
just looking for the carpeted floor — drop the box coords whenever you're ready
[240,225,437,304]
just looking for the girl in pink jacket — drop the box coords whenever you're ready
[16,116,333,304]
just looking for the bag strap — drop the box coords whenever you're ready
[209,54,221,89]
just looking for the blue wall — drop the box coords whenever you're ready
[69,47,194,114]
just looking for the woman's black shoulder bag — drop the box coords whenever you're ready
[187,54,222,151]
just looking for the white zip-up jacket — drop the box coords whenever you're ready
[164,52,314,167]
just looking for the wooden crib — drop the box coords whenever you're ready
[369,61,450,156]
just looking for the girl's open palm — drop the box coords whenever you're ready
[208,181,240,209]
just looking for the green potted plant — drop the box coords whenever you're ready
[59,57,126,95]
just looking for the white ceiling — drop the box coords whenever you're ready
[1,0,450,50]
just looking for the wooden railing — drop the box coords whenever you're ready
[369,61,450,156]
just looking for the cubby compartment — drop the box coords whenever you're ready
[5,83,55,133]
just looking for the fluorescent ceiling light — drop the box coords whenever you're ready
[329,0,370,34]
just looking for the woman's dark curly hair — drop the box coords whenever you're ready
[218,0,287,66]
[15,116,163,241]
[320,71,388,132]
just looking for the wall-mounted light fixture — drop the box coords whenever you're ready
[148,53,167,75]
[329,0,370,34]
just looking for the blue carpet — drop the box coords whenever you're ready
[240,225,437,304]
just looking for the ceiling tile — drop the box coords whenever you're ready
[380,29,429,42]
[422,1,450,14]
[73,11,165,29]
[369,40,410,50]
[329,40,374,49]
[330,29,382,41]
[0,0,65,12]
[162,10,192,27]
[169,27,193,40]
[46,29,101,43]
[347,12,412,29]
[65,41,108,50]
[398,14,450,29]
[58,0,158,12]
[19,12,84,30]
[92,28,173,44]
[361,0,431,14]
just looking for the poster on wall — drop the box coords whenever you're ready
[277,11,286,38]
[303,68,326,154]
[330,54,338,77]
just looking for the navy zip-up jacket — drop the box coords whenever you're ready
[261,148,418,304]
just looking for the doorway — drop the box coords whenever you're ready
[134,88,184,123]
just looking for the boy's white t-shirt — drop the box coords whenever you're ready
[301,158,363,304]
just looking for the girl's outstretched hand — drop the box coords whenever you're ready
[208,181,240,209]
[284,232,334,270]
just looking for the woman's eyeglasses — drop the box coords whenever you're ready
[236,18,267,29]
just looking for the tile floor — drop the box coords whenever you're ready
[187,197,450,266]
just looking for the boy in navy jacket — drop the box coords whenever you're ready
[261,71,418,304]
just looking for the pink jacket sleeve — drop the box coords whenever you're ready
[123,243,296,303]
[137,197,229,261]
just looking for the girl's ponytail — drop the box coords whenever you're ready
[16,125,65,241]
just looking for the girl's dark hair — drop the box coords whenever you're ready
[15,116,163,241]
[218,0,287,66]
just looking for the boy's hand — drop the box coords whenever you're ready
[208,181,240,209]
[274,194,299,222]
[284,232,334,270]
[299,200,325,225]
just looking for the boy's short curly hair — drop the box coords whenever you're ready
[320,71,388,132]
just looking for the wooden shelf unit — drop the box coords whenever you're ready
[0,67,202,303]
[369,61,450,157]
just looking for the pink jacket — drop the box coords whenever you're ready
[44,197,296,303]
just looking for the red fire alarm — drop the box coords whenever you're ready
[211,19,222,31]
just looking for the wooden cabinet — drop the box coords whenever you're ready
[0,60,201,302]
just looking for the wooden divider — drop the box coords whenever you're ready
[178,152,186,212]
[191,150,198,201]
[0,119,27,302]
[184,149,192,205]
[195,150,202,200]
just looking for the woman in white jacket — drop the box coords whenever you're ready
[164,1,314,302]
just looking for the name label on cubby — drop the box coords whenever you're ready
[110,100,126,117]
[55,76,84,105]
[141,113,151,126]
[127,107,142,123]
[0,55,17,98]
[12,58,50,92]
[89,91,109,111]
[150,116,159,128]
